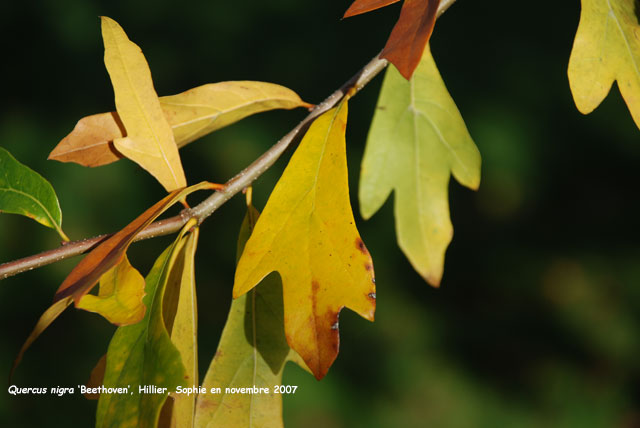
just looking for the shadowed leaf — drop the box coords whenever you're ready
[53,181,217,305]
[48,112,125,167]
[49,82,309,168]
[76,255,146,326]
[84,354,107,400]
[161,226,200,428]
[0,146,68,240]
[568,0,640,129]
[233,101,375,380]
[96,220,197,428]
[102,16,186,191]
[195,204,308,428]
[359,46,481,286]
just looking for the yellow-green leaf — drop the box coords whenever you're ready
[96,221,197,428]
[162,226,200,428]
[101,16,186,192]
[0,146,68,240]
[233,101,376,380]
[568,0,640,129]
[76,255,146,326]
[195,205,308,428]
[359,46,481,286]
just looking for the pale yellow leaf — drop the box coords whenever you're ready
[568,0,640,129]
[101,16,186,191]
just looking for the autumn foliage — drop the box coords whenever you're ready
[2,0,640,427]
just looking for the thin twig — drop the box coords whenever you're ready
[0,0,456,281]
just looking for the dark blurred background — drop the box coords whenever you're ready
[1,0,640,427]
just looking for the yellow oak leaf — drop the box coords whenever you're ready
[233,100,376,380]
[76,255,146,326]
[568,0,640,129]
[101,16,186,191]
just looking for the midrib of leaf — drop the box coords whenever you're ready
[605,0,640,78]
[209,353,258,422]
[0,177,65,240]
[163,96,274,129]
[409,77,427,244]
[0,186,55,224]
[240,105,341,293]
[1,160,58,228]
[109,23,180,186]
[57,140,117,155]
[414,98,470,178]
[309,103,343,215]
[305,103,345,355]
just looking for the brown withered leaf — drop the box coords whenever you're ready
[343,0,399,17]
[48,112,125,167]
[344,0,441,79]
[54,181,219,304]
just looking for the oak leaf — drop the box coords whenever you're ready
[96,221,198,428]
[359,46,481,286]
[161,225,200,428]
[54,181,218,305]
[102,16,186,192]
[568,0,640,129]
[0,146,68,240]
[344,0,441,79]
[49,82,310,168]
[195,204,308,428]
[233,101,375,380]
[76,255,146,326]
[13,182,217,377]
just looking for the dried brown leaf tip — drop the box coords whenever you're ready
[343,0,441,79]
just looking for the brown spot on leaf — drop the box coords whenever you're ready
[364,263,373,272]
[355,237,369,255]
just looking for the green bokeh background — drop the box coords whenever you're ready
[2,1,640,427]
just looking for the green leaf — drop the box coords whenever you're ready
[0,146,68,240]
[568,0,640,129]
[96,220,198,428]
[195,205,308,428]
[359,45,481,286]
